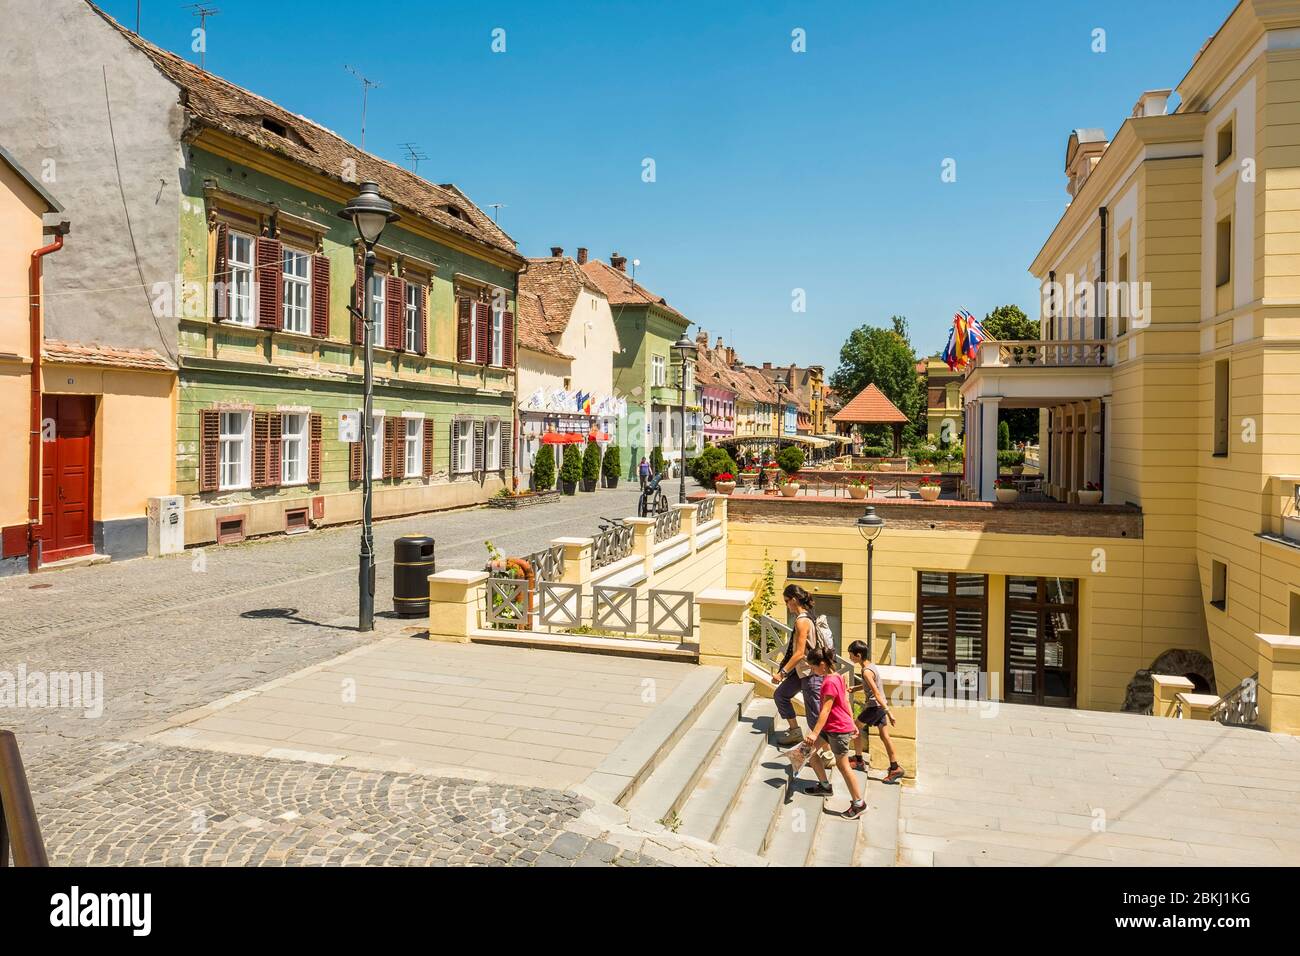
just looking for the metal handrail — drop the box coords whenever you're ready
[1209,672,1261,728]
[0,730,48,867]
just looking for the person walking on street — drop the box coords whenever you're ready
[846,639,905,784]
[771,585,824,746]
[638,457,650,490]
[802,646,868,819]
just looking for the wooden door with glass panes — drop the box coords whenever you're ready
[916,572,988,698]
[1004,576,1078,707]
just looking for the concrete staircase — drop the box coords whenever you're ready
[621,684,901,866]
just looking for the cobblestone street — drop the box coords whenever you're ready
[0,482,695,866]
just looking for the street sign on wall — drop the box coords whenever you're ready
[338,410,361,443]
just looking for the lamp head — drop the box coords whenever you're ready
[340,181,399,247]
[857,505,886,542]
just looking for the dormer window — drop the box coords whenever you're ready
[439,204,468,222]
[262,117,289,138]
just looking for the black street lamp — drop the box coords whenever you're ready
[672,331,697,504]
[340,181,399,633]
[857,505,886,659]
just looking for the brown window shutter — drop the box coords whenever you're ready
[255,237,283,330]
[449,419,459,473]
[252,411,270,487]
[353,262,366,344]
[199,409,220,491]
[500,419,512,472]
[456,297,471,361]
[213,223,229,321]
[308,413,322,483]
[385,276,404,351]
[502,309,515,367]
[268,413,283,486]
[415,284,427,356]
[476,302,491,364]
[311,254,330,338]
[473,419,485,473]
[422,417,434,476]
[349,439,362,481]
[383,416,397,479]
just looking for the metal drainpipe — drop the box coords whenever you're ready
[1098,207,1108,345]
[27,223,70,573]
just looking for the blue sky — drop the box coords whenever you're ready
[101,0,1232,367]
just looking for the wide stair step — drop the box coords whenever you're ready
[855,772,902,867]
[715,707,794,857]
[626,683,754,828]
[764,771,826,866]
[679,698,775,843]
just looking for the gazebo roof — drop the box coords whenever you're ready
[831,384,909,425]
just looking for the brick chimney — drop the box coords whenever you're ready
[550,246,563,257]
[610,252,627,272]
[576,247,588,264]
[695,328,709,347]
[762,362,772,371]
[727,347,736,366]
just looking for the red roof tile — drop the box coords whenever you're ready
[43,339,175,372]
[831,384,909,424]
[579,258,687,323]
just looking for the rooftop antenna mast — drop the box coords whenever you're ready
[487,203,505,223]
[183,4,219,71]
[399,142,429,174]
[344,65,381,151]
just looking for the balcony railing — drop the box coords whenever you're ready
[975,339,1112,369]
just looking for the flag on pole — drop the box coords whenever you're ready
[941,325,958,370]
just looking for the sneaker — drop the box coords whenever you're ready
[848,755,866,772]
[884,765,905,784]
[804,781,833,797]
[775,726,803,746]
[843,799,867,820]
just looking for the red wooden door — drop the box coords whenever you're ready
[38,395,95,563]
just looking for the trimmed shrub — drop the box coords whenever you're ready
[691,447,739,489]
[776,445,805,477]
[532,446,555,490]
[650,446,665,475]
[997,449,1026,468]
[998,420,1012,450]
[602,444,620,481]
[560,444,582,485]
[582,440,602,484]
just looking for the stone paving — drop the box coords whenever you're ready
[0,482,697,866]
[902,700,1300,866]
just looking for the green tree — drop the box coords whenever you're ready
[998,420,1011,450]
[532,446,555,491]
[691,446,738,489]
[560,444,582,486]
[776,445,804,477]
[601,444,620,483]
[830,316,925,446]
[982,304,1041,444]
[582,439,602,486]
[650,446,665,475]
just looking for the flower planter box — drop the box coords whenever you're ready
[559,480,577,496]
[995,488,1019,504]
[918,485,941,502]
[715,481,736,495]
[780,484,801,498]
[1077,490,1102,505]
[580,479,598,493]
[848,485,869,500]
[602,475,620,489]
[488,490,560,510]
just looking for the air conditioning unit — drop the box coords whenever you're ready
[146,495,185,556]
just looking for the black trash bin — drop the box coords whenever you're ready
[393,535,435,617]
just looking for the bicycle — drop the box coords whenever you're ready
[637,472,670,518]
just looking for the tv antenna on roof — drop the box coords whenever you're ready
[344,65,381,151]
[487,203,505,223]
[183,4,219,71]
[399,142,429,174]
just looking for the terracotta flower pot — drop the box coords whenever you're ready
[1077,490,1102,505]
[995,488,1019,504]
[715,481,736,496]
[780,483,801,497]
[919,485,940,501]
[848,485,869,500]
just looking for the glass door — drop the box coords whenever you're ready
[917,572,988,698]
[1005,576,1078,707]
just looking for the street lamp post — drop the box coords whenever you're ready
[857,505,886,659]
[672,331,697,504]
[339,181,399,633]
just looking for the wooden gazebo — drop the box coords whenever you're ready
[831,384,910,455]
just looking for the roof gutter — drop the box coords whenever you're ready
[28,220,71,573]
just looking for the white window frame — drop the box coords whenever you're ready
[280,412,308,486]
[652,354,666,387]
[453,418,473,475]
[371,412,384,479]
[491,306,504,367]
[485,418,501,471]
[405,416,423,477]
[218,411,251,491]
[404,283,420,352]
[226,232,255,326]
[282,248,311,334]
[368,273,386,347]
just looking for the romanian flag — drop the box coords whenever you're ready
[581,393,593,415]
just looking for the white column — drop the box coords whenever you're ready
[979,398,1000,501]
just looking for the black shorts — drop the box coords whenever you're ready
[857,705,888,728]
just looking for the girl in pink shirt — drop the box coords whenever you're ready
[802,647,866,819]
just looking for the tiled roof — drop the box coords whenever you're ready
[580,258,687,322]
[87,3,518,259]
[515,290,572,360]
[831,384,910,424]
[43,339,175,372]
[520,257,603,336]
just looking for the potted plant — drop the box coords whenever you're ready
[994,478,1019,504]
[714,472,736,495]
[918,476,941,501]
[779,473,801,497]
[601,444,620,488]
[580,439,601,493]
[532,444,556,492]
[1077,481,1102,505]
[559,444,581,495]
[848,477,870,500]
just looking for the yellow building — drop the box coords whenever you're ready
[919,357,963,442]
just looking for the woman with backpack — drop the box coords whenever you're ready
[771,584,831,745]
